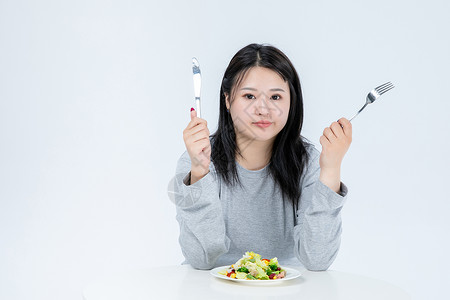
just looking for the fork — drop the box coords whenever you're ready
[349,82,395,122]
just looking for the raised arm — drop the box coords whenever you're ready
[171,108,230,269]
[294,116,351,271]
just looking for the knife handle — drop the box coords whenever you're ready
[195,97,201,118]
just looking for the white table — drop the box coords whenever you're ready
[83,265,410,300]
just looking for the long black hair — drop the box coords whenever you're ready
[210,43,310,211]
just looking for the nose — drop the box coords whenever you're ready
[255,93,270,116]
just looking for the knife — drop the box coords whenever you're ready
[192,57,202,118]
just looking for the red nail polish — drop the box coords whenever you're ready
[191,107,195,111]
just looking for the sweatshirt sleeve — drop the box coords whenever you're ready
[171,151,231,270]
[293,146,348,271]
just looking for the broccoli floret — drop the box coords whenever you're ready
[269,263,278,271]
[237,267,249,273]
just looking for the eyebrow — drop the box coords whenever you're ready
[240,87,286,92]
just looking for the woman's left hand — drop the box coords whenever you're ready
[319,118,352,192]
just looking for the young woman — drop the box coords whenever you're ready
[172,43,352,271]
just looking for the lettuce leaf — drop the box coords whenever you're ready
[235,272,248,280]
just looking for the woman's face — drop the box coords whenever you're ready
[226,66,291,144]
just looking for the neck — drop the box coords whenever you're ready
[235,136,274,171]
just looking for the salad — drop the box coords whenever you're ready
[218,251,286,280]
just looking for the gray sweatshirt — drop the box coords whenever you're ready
[171,142,348,271]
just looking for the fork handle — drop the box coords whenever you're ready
[349,102,369,122]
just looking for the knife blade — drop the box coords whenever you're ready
[192,57,202,118]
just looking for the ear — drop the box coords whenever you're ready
[225,93,230,109]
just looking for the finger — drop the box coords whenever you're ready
[190,122,207,136]
[330,121,344,138]
[190,130,210,144]
[337,117,352,137]
[184,120,203,139]
[186,118,203,131]
[186,111,206,131]
[188,108,199,128]
[201,140,212,154]
[319,135,330,146]
[199,139,211,153]
[204,145,212,157]
[193,139,211,155]
[323,127,336,141]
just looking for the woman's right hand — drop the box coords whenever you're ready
[183,108,211,184]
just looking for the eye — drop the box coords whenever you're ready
[244,94,256,100]
[271,95,281,100]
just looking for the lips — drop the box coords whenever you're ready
[253,120,272,125]
[253,120,272,128]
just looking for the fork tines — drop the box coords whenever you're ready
[375,82,395,95]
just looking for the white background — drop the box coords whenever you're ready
[1,0,449,299]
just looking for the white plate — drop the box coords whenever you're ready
[210,265,301,284]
